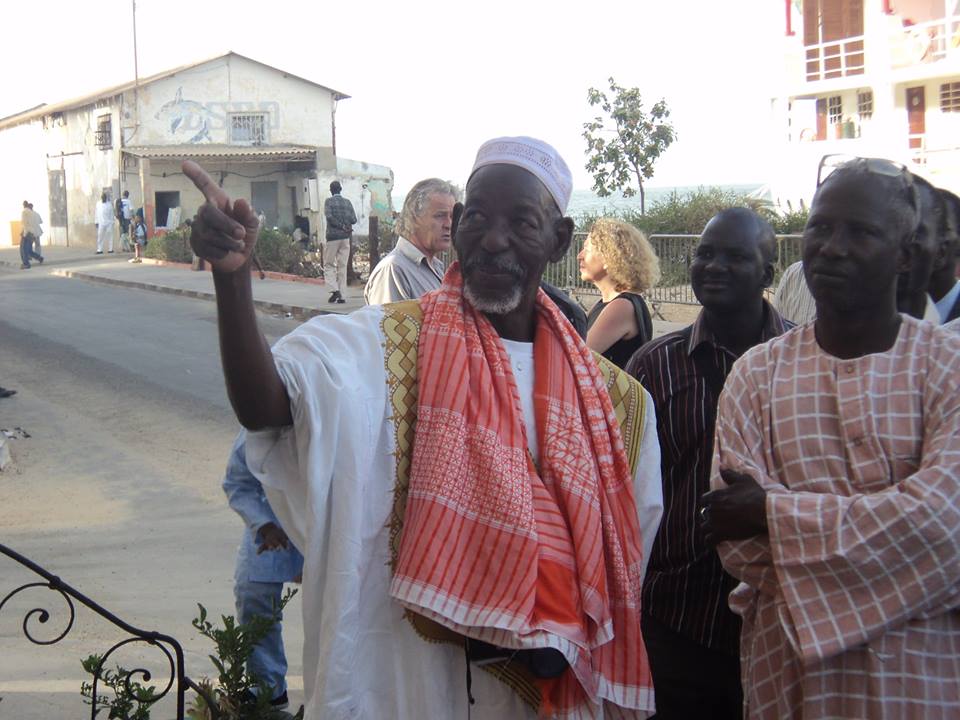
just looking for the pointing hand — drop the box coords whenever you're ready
[183,160,258,273]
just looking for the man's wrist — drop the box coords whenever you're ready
[212,261,254,283]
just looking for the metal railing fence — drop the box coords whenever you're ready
[550,233,803,308]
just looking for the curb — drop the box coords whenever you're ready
[140,258,328,286]
[49,268,331,321]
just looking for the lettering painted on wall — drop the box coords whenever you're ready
[155,88,214,143]
[155,87,280,144]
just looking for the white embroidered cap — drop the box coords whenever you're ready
[469,136,573,214]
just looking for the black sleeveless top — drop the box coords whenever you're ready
[586,292,653,370]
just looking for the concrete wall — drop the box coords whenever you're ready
[147,159,310,230]
[127,55,335,149]
[326,158,394,240]
[0,55,345,247]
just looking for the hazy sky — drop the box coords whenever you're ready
[2,0,784,195]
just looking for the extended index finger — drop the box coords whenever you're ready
[182,160,229,209]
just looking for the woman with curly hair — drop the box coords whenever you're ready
[579,218,660,368]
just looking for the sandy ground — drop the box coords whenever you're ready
[0,269,306,717]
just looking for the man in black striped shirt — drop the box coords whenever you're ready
[627,208,792,719]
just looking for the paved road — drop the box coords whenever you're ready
[0,264,306,716]
[0,247,686,716]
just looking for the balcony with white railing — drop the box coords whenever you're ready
[890,14,960,69]
[782,12,960,90]
[804,35,867,82]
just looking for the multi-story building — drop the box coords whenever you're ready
[0,52,393,248]
[769,0,960,206]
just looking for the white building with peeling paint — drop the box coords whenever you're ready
[0,52,393,248]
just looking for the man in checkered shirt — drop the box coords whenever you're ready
[701,158,960,719]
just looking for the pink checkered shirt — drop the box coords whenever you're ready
[712,316,960,719]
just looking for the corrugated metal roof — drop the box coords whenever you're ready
[124,144,318,162]
[0,52,349,131]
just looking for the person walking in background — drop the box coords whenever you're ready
[627,208,792,719]
[703,158,960,719]
[322,180,356,304]
[364,178,458,305]
[94,192,115,254]
[19,200,44,269]
[578,218,658,368]
[223,435,303,710]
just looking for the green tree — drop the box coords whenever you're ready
[583,77,677,215]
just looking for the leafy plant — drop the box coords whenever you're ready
[574,187,808,237]
[188,587,299,720]
[80,655,160,719]
[143,228,193,263]
[253,229,317,277]
[80,588,300,719]
[583,77,677,215]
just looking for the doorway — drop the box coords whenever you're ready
[251,181,279,228]
[154,191,181,228]
[906,86,925,150]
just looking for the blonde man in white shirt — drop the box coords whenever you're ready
[364,178,459,305]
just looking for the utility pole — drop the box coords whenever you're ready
[132,0,140,124]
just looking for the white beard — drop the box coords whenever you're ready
[463,282,523,315]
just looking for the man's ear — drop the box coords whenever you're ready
[549,217,575,263]
[762,260,775,289]
[451,202,464,243]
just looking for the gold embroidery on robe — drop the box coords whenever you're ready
[381,300,648,708]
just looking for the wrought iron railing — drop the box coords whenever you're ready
[423,232,803,312]
[0,542,220,719]
[550,233,804,309]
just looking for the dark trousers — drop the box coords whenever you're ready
[20,233,42,266]
[642,613,743,720]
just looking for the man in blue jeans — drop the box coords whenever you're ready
[222,434,304,709]
[20,201,44,269]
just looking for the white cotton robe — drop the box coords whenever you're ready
[245,304,664,720]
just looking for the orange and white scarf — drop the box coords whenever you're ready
[390,264,653,717]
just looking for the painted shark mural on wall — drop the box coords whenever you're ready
[155,87,213,143]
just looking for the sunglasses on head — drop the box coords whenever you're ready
[816,154,921,230]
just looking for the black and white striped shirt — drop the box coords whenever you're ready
[627,303,792,655]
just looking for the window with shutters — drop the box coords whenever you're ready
[857,91,873,118]
[941,83,960,112]
[229,113,268,145]
[95,114,112,149]
[828,96,843,124]
[803,0,865,81]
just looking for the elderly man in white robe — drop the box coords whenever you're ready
[184,137,663,720]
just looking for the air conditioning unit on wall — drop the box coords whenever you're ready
[301,179,320,211]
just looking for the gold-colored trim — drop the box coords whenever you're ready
[379,310,647,712]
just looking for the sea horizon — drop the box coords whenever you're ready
[390,183,766,216]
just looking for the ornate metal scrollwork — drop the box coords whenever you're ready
[0,542,215,719]
[0,581,76,645]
